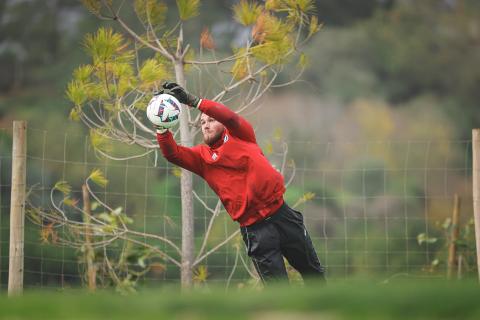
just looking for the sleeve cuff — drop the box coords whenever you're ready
[194,98,202,109]
[156,128,169,134]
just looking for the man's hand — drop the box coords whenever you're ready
[152,124,168,134]
[161,81,201,108]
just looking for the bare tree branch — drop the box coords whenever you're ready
[193,229,240,267]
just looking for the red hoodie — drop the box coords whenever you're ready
[156,99,285,226]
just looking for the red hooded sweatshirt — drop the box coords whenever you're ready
[156,99,285,226]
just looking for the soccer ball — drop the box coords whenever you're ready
[146,94,181,128]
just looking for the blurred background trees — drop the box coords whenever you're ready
[2,0,479,135]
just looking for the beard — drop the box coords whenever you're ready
[203,129,224,146]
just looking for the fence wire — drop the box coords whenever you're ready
[0,126,476,291]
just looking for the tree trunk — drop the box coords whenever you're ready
[174,60,194,290]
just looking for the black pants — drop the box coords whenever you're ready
[240,202,326,284]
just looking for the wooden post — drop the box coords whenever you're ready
[8,121,26,296]
[447,194,460,280]
[82,184,96,291]
[472,129,480,282]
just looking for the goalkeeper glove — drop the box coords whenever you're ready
[161,81,201,108]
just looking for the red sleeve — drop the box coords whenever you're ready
[198,99,256,144]
[156,131,203,176]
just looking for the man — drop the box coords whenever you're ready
[151,81,326,284]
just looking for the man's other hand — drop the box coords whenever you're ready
[153,124,168,134]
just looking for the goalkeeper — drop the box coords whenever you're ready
[152,81,326,284]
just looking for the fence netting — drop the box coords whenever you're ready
[0,126,475,291]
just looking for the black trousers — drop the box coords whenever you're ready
[240,202,326,284]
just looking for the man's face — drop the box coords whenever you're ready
[200,113,224,146]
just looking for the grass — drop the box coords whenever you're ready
[1,278,480,319]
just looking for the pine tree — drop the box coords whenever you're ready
[66,0,320,289]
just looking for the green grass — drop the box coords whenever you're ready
[1,279,480,319]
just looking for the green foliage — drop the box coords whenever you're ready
[233,0,263,26]
[264,0,280,11]
[249,11,297,65]
[308,15,321,38]
[286,0,315,13]
[73,65,95,82]
[65,28,142,117]
[67,64,99,107]
[297,52,308,69]
[84,27,132,64]
[417,233,438,245]
[230,48,250,80]
[134,0,168,27]
[417,215,477,277]
[112,63,136,96]
[98,207,133,229]
[90,129,113,153]
[193,265,209,285]
[251,35,293,64]
[66,80,88,107]
[88,168,109,188]
[30,168,165,293]
[81,0,105,17]
[139,59,169,90]
[54,181,72,196]
[171,166,182,178]
[285,0,315,25]
[253,11,293,43]
[229,1,318,78]
[292,192,315,209]
[176,0,200,21]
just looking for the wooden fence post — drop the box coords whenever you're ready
[472,129,480,282]
[447,194,460,280]
[8,121,27,296]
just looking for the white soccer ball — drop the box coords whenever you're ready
[146,94,181,128]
